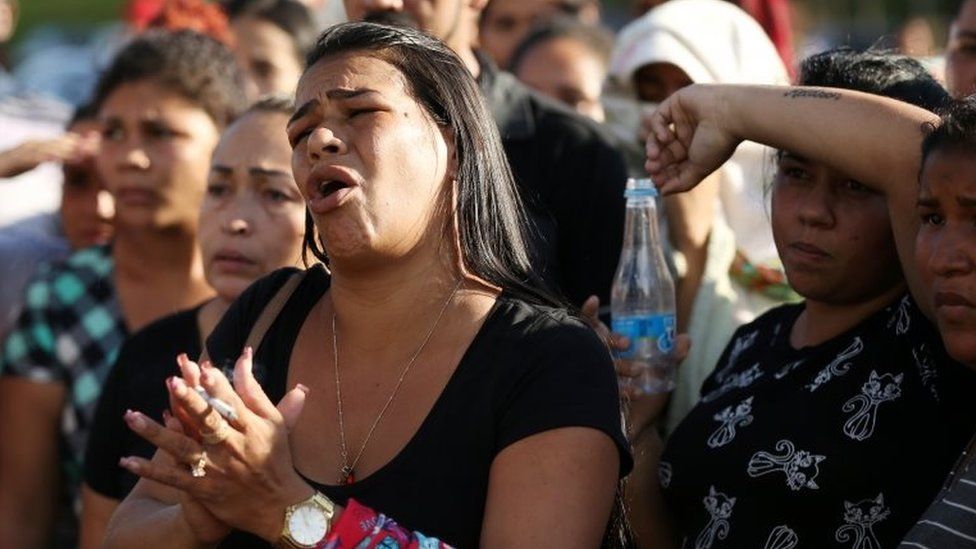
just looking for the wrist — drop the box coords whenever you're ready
[712,84,749,143]
[262,480,316,543]
[273,487,344,548]
[174,505,224,549]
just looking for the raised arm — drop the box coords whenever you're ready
[645,84,940,313]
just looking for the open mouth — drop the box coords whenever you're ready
[307,166,359,214]
[319,180,350,198]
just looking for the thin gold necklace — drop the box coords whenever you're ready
[331,279,463,484]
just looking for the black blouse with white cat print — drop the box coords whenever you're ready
[660,294,976,549]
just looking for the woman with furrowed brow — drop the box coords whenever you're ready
[104,21,630,549]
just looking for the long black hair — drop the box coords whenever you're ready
[300,22,564,309]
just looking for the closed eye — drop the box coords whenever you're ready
[207,182,231,198]
[780,166,809,181]
[843,179,871,192]
[263,188,291,202]
[288,126,312,147]
[348,107,379,118]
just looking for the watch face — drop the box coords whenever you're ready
[288,503,329,545]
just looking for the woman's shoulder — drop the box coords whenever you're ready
[481,295,631,472]
[230,265,327,319]
[119,304,203,359]
[20,245,114,308]
[481,295,615,384]
[205,265,328,362]
[714,301,804,353]
[490,295,604,351]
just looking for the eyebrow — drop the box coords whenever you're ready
[914,196,976,208]
[210,165,292,178]
[288,101,317,127]
[780,151,809,163]
[288,88,381,126]
[249,167,292,178]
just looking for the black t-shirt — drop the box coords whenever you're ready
[660,294,976,548]
[202,265,631,548]
[84,305,204,499]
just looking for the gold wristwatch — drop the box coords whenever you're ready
[277,492,336,548]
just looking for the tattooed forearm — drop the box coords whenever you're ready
[783,89,841,100]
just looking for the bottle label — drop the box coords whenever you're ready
[612,314,676,356]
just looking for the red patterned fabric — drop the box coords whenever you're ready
[325,499,455,549]
[735,0,796,79]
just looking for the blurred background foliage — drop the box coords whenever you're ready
[18,0,122,35]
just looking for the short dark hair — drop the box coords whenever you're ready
[798,47,950,112]
[222,0,317,62]
[921,97,976,167]
[301,22,562,308]
[93,29,248,128]
[68,102,99,128]
[509,15,613,74]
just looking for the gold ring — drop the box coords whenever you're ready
[190,453,207,478]
[200,420,231,445]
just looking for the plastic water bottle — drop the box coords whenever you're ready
[611,177,676,394]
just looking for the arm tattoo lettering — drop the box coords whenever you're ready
[783,89,842,100]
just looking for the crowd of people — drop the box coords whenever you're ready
[1,0,976,547]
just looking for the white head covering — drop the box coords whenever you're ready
[610,0,788,88]
[609,0,788,266]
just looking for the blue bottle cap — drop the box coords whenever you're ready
[624,177,659,198]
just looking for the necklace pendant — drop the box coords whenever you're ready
[340,465,355,485]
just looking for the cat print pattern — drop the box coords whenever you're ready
[702,364,764,403]
[747,439,826,491]
[842,371,903,441]
[835,494,890,549]
[763,525,798,549]
[806,337,864,392]
[707,396,754,448]
[695,486,736,549]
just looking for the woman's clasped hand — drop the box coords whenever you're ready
[120,348,315,543]
[642,84,744,196]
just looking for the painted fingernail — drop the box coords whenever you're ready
[172,377,187,396]
[125,411,146,430]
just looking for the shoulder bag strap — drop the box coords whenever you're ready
[198,270,307,365]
